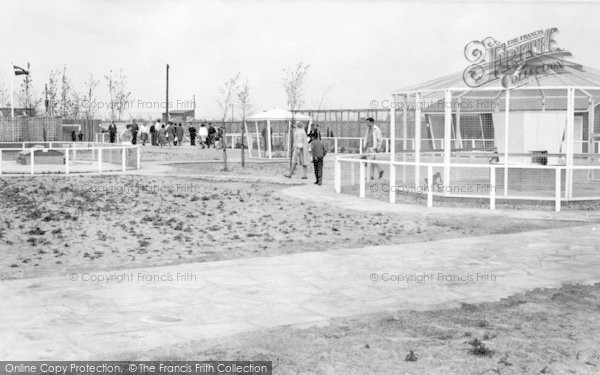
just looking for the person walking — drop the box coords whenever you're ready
[189,124,197,146]
[198,123,208,148]
[131,121,139,145]
[108,122,117,143]
[284,122,309,179]
[363,117,384,180]
[169,122,177,146]
[158,124,167,147]
[207,123,216,148]
[176,123,184,146]
[140,123,149,145]
[309,136,327,185]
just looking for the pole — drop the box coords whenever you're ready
[165,64,169,123]
[10,63,15,141]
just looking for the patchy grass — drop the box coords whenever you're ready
[130,283,600,374]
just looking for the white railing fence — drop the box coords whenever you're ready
[334,153,600,212]
[0,142,140,175]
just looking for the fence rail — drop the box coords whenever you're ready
[0,142,140,175]
[334,153,600,212]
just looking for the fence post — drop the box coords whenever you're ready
[334,138,338,154]
[137,147,141,169]
[334,158,341,193]
[65,148,69,174]
[359,161,366,198]
[389,163,396,204]
[122,147,126,171]
[0,150,3,175]
[555,167,561,212]
[427,165,433,208]
[359,138,363,155]
[29,148,35,174]
[98,148,102,173]
[490,166,496,210]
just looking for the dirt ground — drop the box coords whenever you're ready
[130,282,600,375]
[0,174,581,280]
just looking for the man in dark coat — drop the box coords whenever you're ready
[108,122,117,143]
[189,125,197,146]
[71,130,77,142]
[176,123,184,146]
[131,121,139,145]
[78,130,84,142]
[149,122,157,146]
[310,137,327,185]
[207,123,216,148]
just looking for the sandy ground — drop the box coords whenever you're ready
[128,282,600,375]
[0,173,580,280]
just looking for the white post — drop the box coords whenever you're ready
[98,148,102,173]
[255,121,261,157]
[267,120,272,159]
[334,158,341,193]
[490,166,496,210]
[65,148,69,174]
[403,94,408,182]
[334,138,338,154]
[359,138,363,154]
[555,167,561,212]
[566,88,575,199]
[30,149,34,174]
[390,106,396,204]
[415,92,422,186]
[136,146,141,170]
[0,150,2,175]
[122,147,126,171]
[504,90,510,197]
[359,161,366,198]
[427,164,433,208]
[444,90,452,188]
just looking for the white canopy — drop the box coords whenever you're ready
[246,108,312,122]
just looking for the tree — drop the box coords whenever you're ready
[237,79,252,167]
[59,65,73,117]
[83,74,100,120]
[105,70,117,121]
[18,63,33,110]
[217,72,240,171]
[282,62,310,164]
[45,70,60,116]
[115,69,131,121]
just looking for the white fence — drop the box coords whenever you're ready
[334,153,600,212]
[0,142,140,175]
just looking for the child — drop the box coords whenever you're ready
[310,136,327,185]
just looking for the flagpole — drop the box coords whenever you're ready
[10,62,14,141]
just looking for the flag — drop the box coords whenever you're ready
[13,65,29,76]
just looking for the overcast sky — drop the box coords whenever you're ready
[1,0,600,120]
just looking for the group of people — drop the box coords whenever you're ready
[105,121,224,148]
[285,117,383,185]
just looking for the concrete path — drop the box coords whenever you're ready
[1,225,600,359]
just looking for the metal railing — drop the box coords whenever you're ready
[0,142,140,175]
[334,153,600,212]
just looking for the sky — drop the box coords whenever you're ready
[1,0,600,120]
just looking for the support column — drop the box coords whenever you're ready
[415,92,422,187]
[443,90,452,188]
[588,100,595,154]
[566,88,575,199]
[390,106,396,204]
[266,119,272,159]
[504,90,510,197]
[402,94,408,183]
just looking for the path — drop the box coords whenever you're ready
[1,224,600,359]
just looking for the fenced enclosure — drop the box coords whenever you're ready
[333,63,600,211]
[0,142,140,175]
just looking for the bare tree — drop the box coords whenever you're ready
[217,72,240,171]
[237,79,252,167]
[45,70,60,116]
[314,83,333,110]
[83,74,100,120]
[105,70,117,121]
[0,75,9,107]
[18,63,33,110]
[283,62,310,163]
[59,65,73,117]
[115,69,131,121]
